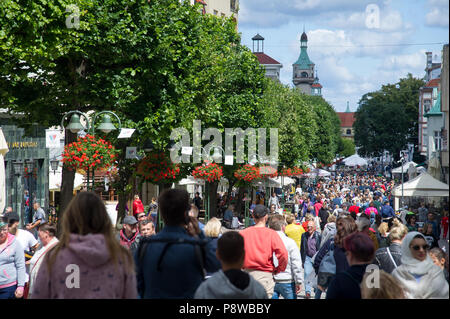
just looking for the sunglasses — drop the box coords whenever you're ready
[411,244,429,251]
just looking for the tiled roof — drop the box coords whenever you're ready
[337,112,355,127]
[253,52,281,65]
[312,83,322,88]
[425,78,440,87]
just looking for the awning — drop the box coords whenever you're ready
[49,169,84,191]
[392,172,449,197]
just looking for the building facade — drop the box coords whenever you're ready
[292,30,322,95]
[441,45,449,184]
[418,52,441,156]
[195,0,238,24]
[251,34,282,81]
[337,103,355,141]
[0,117,49,227]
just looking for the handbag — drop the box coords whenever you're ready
[317,241,336,289]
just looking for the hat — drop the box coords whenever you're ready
[123,215,138,225]
[252,205,268,219]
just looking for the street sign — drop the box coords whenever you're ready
[125,147,138,159]
[224,155,234,166]
[117,128,135,139]
[45,129,62,148]
[181,146,193,155]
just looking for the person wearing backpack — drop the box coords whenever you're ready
[372,220,408,274]
[326,232,375,299]
[135,189,218,299]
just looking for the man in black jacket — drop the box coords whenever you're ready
[301,221,321,298]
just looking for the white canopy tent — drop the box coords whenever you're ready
[392,172,449,210]
[49,169,85,192]
[391,161,426,174]
[343,154,368,167]
[179,176,205,186]
[392,172,449,197]
[273,176,296,186]
[306,168,331,178]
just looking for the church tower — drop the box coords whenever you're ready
[293,30,315,94]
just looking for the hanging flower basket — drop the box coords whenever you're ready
[279,167,304,176]
[136,152,181,184]
[234,164,261,182]
[192,162,223,183]
[62,134,118,171]
[259,165,278,178]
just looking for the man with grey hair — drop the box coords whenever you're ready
[268,214,304,299]
[300,220,321,299]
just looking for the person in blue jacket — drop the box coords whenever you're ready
[135,189,218,299]
[380,200,396,219]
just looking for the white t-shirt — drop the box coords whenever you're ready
[16,229,38,252]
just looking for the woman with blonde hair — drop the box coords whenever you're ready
[31,191,137,299]
[204,217,222,276]
[377,222,390,248]
[361,270,406,299]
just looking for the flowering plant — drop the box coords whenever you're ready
[259,165,278,178]
[279,167,304,176]
[62,134,118,171]
[234,164,261,182]
[192,162,223,183]
[136,152,181,184]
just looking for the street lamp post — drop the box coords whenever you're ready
[25,159,34,225]
[60,110,121,191]
[12,160,23,226]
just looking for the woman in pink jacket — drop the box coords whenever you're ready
[31,192,137,299]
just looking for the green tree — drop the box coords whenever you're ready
[339,137,356,157]
[307,95,342,164]
[0,0,266,221]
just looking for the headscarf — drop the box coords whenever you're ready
[400,231,435,276]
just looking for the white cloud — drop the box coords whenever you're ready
[383,50,427,70]
[239,0,378,28]
[425,0,449,27]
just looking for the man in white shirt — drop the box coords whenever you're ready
[268,192,280,210]
[7,213,39,253]
[269,214,304,299]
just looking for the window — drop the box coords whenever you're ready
[424,99,431,113]
[213,10,218,15]
[230,0,238,13]
[301,72,308,78]
[346,129,352,135]
[434,131,442,151]
[221,13,225,17]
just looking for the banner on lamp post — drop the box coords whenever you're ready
[46,129,62,148]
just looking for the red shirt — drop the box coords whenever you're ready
[133,199,144,216]
[349,205,360,214]
[240,226,288,274]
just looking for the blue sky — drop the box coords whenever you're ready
[237,0,449,112]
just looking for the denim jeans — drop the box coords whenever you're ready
[304,255,320,296]
[272,282,296,299]
[0,285,17,299]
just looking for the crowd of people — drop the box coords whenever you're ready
[0,172,448,299]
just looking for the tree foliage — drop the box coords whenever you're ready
[354,74,425,161]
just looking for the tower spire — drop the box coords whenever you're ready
[346,101,350,113]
